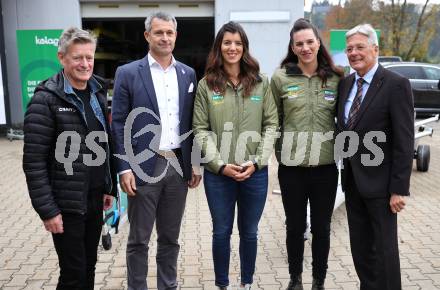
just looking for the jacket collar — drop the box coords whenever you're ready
[285,63,304,75]
[353,62,379,85]
[35,71,108,111]
[62,71,103,95]
[285,62,334,79]
[339,64,385,129]
[147,52,176,70]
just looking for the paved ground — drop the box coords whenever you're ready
[1,120,440,289]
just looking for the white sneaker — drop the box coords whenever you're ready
[238,284,251,290]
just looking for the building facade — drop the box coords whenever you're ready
[0,0,303,125]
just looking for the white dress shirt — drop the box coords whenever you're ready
[118,54,182,176]
[344,62,379,124]
[148,53,181,150]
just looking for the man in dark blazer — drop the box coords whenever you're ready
[111,12,201,290]
[336,24,414,290]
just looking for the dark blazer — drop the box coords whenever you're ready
[111,55,197,184]
[336,64,414,198]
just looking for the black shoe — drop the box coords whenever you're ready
[286,274,303,290]
[311,278,325,290]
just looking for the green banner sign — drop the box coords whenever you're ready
[17,29,62,112]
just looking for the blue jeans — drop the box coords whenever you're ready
[203,167,268,287]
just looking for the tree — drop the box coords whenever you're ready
[427,6,440,61]
[381,0,438,60]
[325,0,378,29]
[403,1,437,60]
[323,0,438,61]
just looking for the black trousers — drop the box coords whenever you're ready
[278,164,338,280]
[345,166,401,290]
[52,189,104,290]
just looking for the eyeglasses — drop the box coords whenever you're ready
[345,45,369,53]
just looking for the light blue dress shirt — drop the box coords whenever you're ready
[344,62,379,124]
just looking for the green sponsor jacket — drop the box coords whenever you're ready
[193,74,279,174]
[270,64,340,166]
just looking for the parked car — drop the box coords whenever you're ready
[378,55,402,62]
[382,62,440,116]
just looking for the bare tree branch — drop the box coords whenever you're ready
[395,0,408,54]
[405,0,430,59]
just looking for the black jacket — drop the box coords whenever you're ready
[23,71,117,220]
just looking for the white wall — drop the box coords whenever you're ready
[1,0,304,124]
[215,0,304,76]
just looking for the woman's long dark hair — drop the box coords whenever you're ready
[281,18,344,84]
[205,21,260,97]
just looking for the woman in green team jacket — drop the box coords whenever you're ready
[270,19,344,290]
[193,21,278,290]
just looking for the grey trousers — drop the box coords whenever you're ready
[127,157,188,290]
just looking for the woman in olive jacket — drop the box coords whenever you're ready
[270,19,344,290]
[193,21,278,290]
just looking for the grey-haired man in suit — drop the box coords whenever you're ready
[336,23,414,290]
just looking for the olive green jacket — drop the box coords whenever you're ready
[270,64,340,166]
[193,74,279,174]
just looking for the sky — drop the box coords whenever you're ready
[304,0,440,11]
